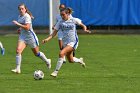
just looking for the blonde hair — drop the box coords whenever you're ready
[18,3,34,19]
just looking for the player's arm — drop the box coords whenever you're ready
[79,23,91,33]
[12,20,30,31]
[42,29,58,44]
[74,18,91,33]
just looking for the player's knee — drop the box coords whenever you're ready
[16,48,22,54]
[59,52,65,58]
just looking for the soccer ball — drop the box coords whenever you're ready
[33,70,44,80]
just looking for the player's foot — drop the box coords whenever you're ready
[50,71,58,77]
[80,58,86,68]
[11,69,21,74]
[1,48,5,55]
[47,59,51,69]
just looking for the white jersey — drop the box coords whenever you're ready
[54,18,82,48]
[18,13,39,48]
[56,14,74,40]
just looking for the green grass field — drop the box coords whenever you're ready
[0,34,140,93]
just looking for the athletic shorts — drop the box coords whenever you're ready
[18,35,39,48]
[63,42,79,50]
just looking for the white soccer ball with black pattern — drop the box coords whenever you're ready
[33,70,44,80]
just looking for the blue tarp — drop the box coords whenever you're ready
[0,0,49,26]
[61,0,140,25]
[0,0,140,26]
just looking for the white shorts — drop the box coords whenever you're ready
[63,42,79,50]
[57,30,63,40]
[19,35,39,48]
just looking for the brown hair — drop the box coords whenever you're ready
[66,7,73,14]
[18,3,34,19]
[60,7,73,15]
[59,4,66,11]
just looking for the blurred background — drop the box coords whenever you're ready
[0,0,140,34]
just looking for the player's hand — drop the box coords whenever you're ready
[42,39,48,44]
[12,20,20,26]
[85,30,91,33]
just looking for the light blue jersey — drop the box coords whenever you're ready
[54,18,81,49]
[18,13,39,48]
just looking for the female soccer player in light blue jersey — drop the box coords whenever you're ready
[42,8,91,77]
[11,3,51,74]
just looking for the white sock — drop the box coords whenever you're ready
[0,42,3,49]
[73,57,81,63]
[38,52,50,64]
[16,54,21,70]
[63,56,66,62]
[55,58,63,71]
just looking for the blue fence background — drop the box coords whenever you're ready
[0,0,49,26]
[0,0,140,26]
[61,0,140,26]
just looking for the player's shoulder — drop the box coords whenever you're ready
[72,17,81,21]
[24,13,31,18]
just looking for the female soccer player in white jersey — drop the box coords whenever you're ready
[55,5,74,63]
[11,3,51,74]
[42,8,91,77]
[0,41,5,55]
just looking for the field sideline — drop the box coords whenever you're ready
[0,34,140,93]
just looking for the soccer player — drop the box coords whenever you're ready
[54,5,74,63]
[11,3,51,74]
[42,8,91,77]
[0,41,5,55]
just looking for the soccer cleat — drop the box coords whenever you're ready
[47,59,51,69]
[1,48,5,55]
[50,71,58,77]
[11,69,21,74]
[80,58,86,68]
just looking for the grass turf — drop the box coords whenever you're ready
[0,34,140,93]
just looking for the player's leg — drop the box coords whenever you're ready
[58,31,66,63]
[11,41,26,73]
[66,51,86,68]
[32,46,51,69]
[0,41,5,55]
[51,45,73,77]
[67,42,86,68]
[59,40,66,63]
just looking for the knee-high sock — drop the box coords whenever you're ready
[55,58,63,71]
[37,52,50,64]
[16,54,22,70]
[73,57,81,63]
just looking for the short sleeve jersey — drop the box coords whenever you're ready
[18,13,35,40]
[54,18,82,44]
